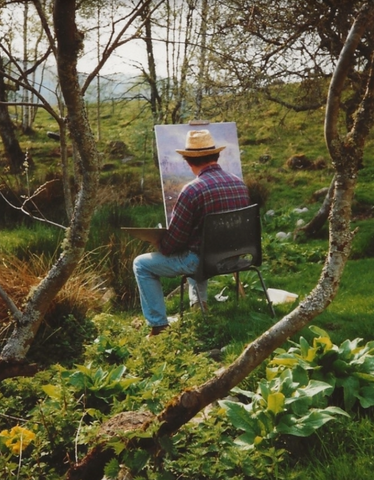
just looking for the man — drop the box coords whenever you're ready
[133,129,250,336]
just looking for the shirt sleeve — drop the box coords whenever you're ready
[159,186,197,255]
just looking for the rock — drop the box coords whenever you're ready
[276,231,291,240]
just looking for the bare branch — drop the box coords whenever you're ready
[81,0,165,94]
[0,180,67,230]
[0,285,22,323]
[325,3,374,156]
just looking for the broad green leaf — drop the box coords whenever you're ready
[277,411,336,437]
[303,380,334,397]
[355,356,374,374]
[259,379,271,401]
[67,371,87,389]
[267,392,285,415]
[107,365,126,382]
[292,365,309,387]
[338,375,360,411]
[355,372,374,382]
[255,410,275,437]
[119,377,139,389]
[357,386,374,408]
[286,395,311,416]
[322,406,350,418]
[233,431,257,449]
[299,336,311,358]
[313,336,333,353]
[231,387,255,400]
[309,325,330,339]
[266,366,280,381]
[42,384,61,400]
[219,400,259,435]
[338,338,363,359]
[333,359,350,375]
[271,355,299,367]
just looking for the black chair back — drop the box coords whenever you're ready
[195,204,262,282]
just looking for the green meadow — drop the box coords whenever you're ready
[0,93,374,479]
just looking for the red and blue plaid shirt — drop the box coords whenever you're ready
[159,163,250,255]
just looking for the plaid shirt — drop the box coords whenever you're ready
[159,163,250,255]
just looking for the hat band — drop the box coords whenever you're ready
[186,145,216,151]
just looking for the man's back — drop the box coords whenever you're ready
[160,163,250,255]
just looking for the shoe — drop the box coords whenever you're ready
[147,325,169,337]
[191,301,208,312]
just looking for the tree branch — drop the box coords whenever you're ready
[0,285,22,323]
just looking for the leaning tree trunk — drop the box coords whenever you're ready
[66,4,374,479]
[0,0,99,377]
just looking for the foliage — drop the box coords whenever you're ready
[270,326,374,411]
[219,369,349,450]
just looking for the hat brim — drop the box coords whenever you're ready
[175,146,226,157]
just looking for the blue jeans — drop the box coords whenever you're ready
[133,250,207,327]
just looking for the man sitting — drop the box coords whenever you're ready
[133,129,250,336]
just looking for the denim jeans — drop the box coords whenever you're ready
[133,250,207,327]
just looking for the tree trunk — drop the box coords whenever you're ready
[0,0,99,371]
[0,57,25,173]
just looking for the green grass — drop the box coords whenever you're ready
[1,90,374,478]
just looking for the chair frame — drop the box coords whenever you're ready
[180,204,275,318]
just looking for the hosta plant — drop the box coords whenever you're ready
[269,326,374,411]
[219,367,348,449]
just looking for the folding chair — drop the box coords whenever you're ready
[180,204,275,318]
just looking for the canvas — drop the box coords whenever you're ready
[122,122,242,242]
[155,122,243,227]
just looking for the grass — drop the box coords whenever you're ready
[1,90,374,478]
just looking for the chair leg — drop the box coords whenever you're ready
[195,285,207,321]
[235,272,240,301]
[250,267,276,318]
[234,272,246,300]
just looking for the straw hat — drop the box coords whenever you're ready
[176,130,226,157]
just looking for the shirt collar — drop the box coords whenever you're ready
[198,163,221,177]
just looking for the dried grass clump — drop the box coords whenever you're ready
[0,251,107,344]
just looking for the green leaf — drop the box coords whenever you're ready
[233,431,258,449]
[104,458,120,480]
[42,384,61,400]
[358,386,374,408]
[292,365,309,387]
[219,400,259,436]
[271,354,299,368]
[338,338,363,359]
[286,395,311,416]
[299,336,311,358]
[303,380,333,398]
[309,325,330,339]
[107,365,126,383]
[267,392,285,415]
[338,375,360,411]
[277,411,336,437]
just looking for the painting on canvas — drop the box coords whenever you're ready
[154,122,243,227]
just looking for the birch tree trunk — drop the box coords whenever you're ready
[66,3,374,478]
